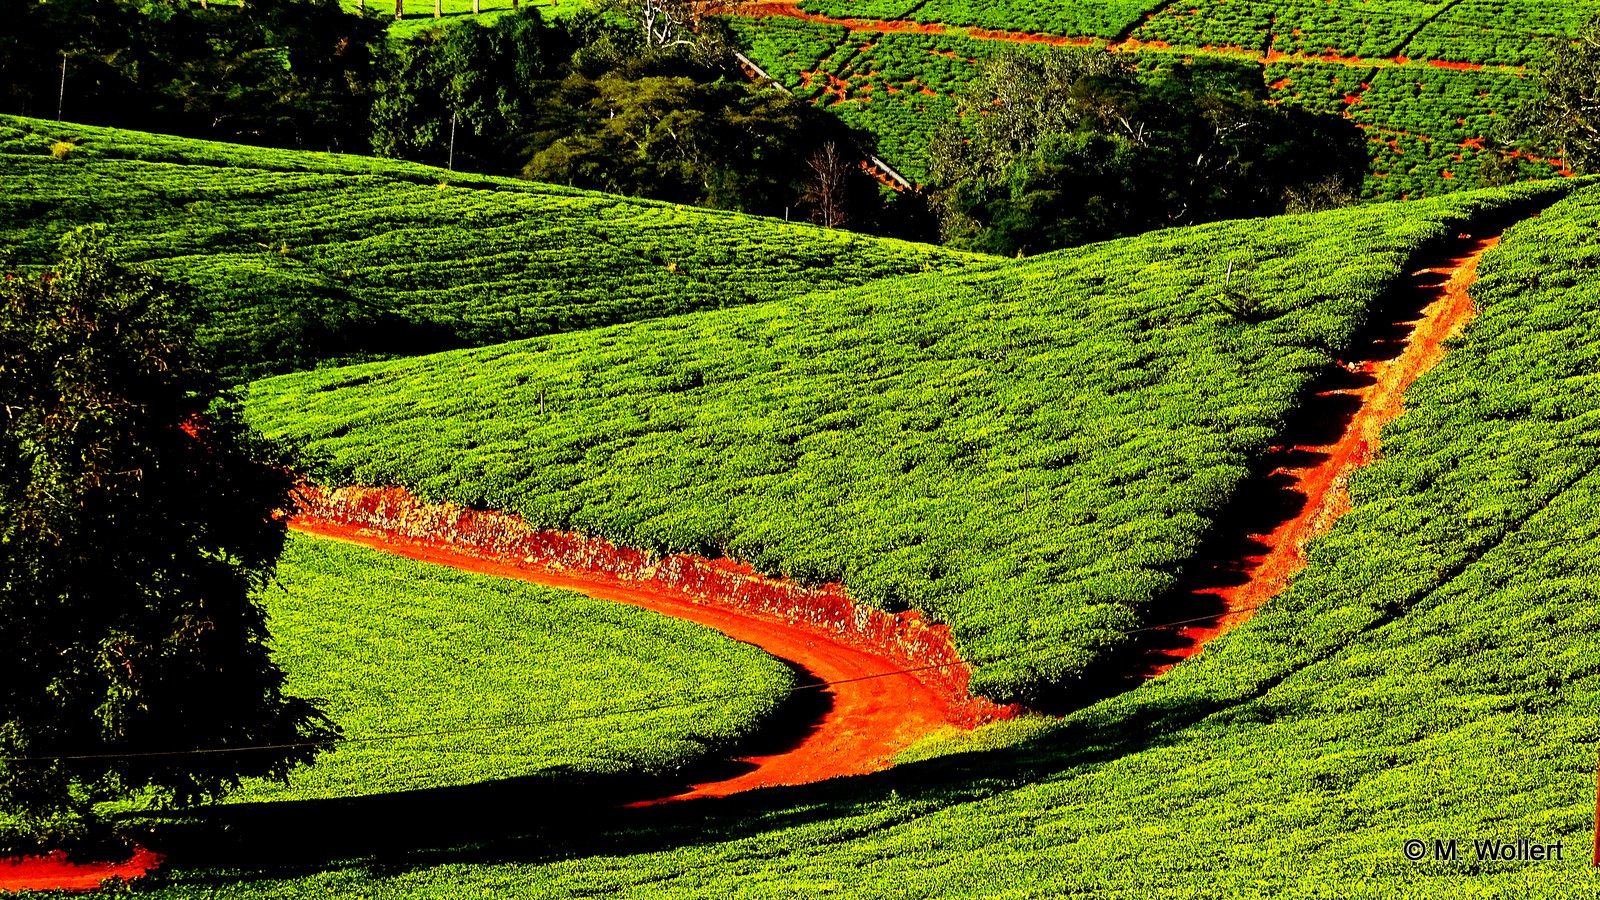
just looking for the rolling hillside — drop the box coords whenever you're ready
[134,175,1600,900]
[5,5,1600,895]
[0,116,983,379]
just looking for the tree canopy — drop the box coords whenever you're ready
[928,50,1366,255]
[0,0,382,151]
[0,230,338,844]
[1517,15,1600,174]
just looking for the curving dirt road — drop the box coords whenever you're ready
[0,849,163,894]
[288,511,997,803]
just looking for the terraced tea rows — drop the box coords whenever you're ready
[0,116,982,378]
[128,177,1600,900]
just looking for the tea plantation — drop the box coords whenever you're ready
[128,173,1600,900]
[725,0,1590,196]
[241,180,1568,705]
[0,115,983,379]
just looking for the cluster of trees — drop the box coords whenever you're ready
[1517,14,1600,174]
[926,50,1367,256]
[371,7,906,227]
[0,0,382,150]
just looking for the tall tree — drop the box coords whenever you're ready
[0,230,338,842]
[1516,15,1600,173]
[370,9,563,170]
[801,141,851,228]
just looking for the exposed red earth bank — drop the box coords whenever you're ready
[4,226,1508,893]
[1138,230,1501,675]
[0,848,164,894]
[289,487,1019,803]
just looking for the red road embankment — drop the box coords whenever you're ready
[290,486,1017,801]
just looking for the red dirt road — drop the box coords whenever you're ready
[0,849,163,894]
[1140,231,1500,675]
[289,508,1010,802]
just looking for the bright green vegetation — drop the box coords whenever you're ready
[1259,62,1564,201]
[131,182,1600,899]
[0,115,547,185]
[232,534,796,801]
[1130,0,1600,64]
[726,3,1586,194]
[0,115,980,379]
[1351,66,1556,199]
[797,0,1157,38]
[351,0,579,40]
[730,21,997,182]
[241,182,1566,705]
[731,16,850,87]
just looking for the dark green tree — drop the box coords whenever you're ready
[929,49,1365,255]
[370,9,566,170]
[0,0,382,151]
[523,72,844,214]
[0,230,338,844]
[1516,15,1600,174]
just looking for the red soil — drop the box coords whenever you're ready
[1140,232,1501,675]
[289,487,1017,803]
[0,849,163,894]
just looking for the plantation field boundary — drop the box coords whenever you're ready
[724,1,1531,74]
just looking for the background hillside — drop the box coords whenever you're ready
[0,116,981,379]
[726,0,1592,197]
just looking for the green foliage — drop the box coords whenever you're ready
[241,183,1565,706]
[229,534,795,801]
[0,115,983,380]
[928,49,1366,254]
[370,9,569,172]
[523,71,836,214]
[0,230,337,842]
[0,0,383,152]
[1517,15,1600,174]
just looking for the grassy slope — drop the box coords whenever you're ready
[0,116,983,379]
[234,534,797,801]
[242,181,1567,705]
[136,179,1600,900]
